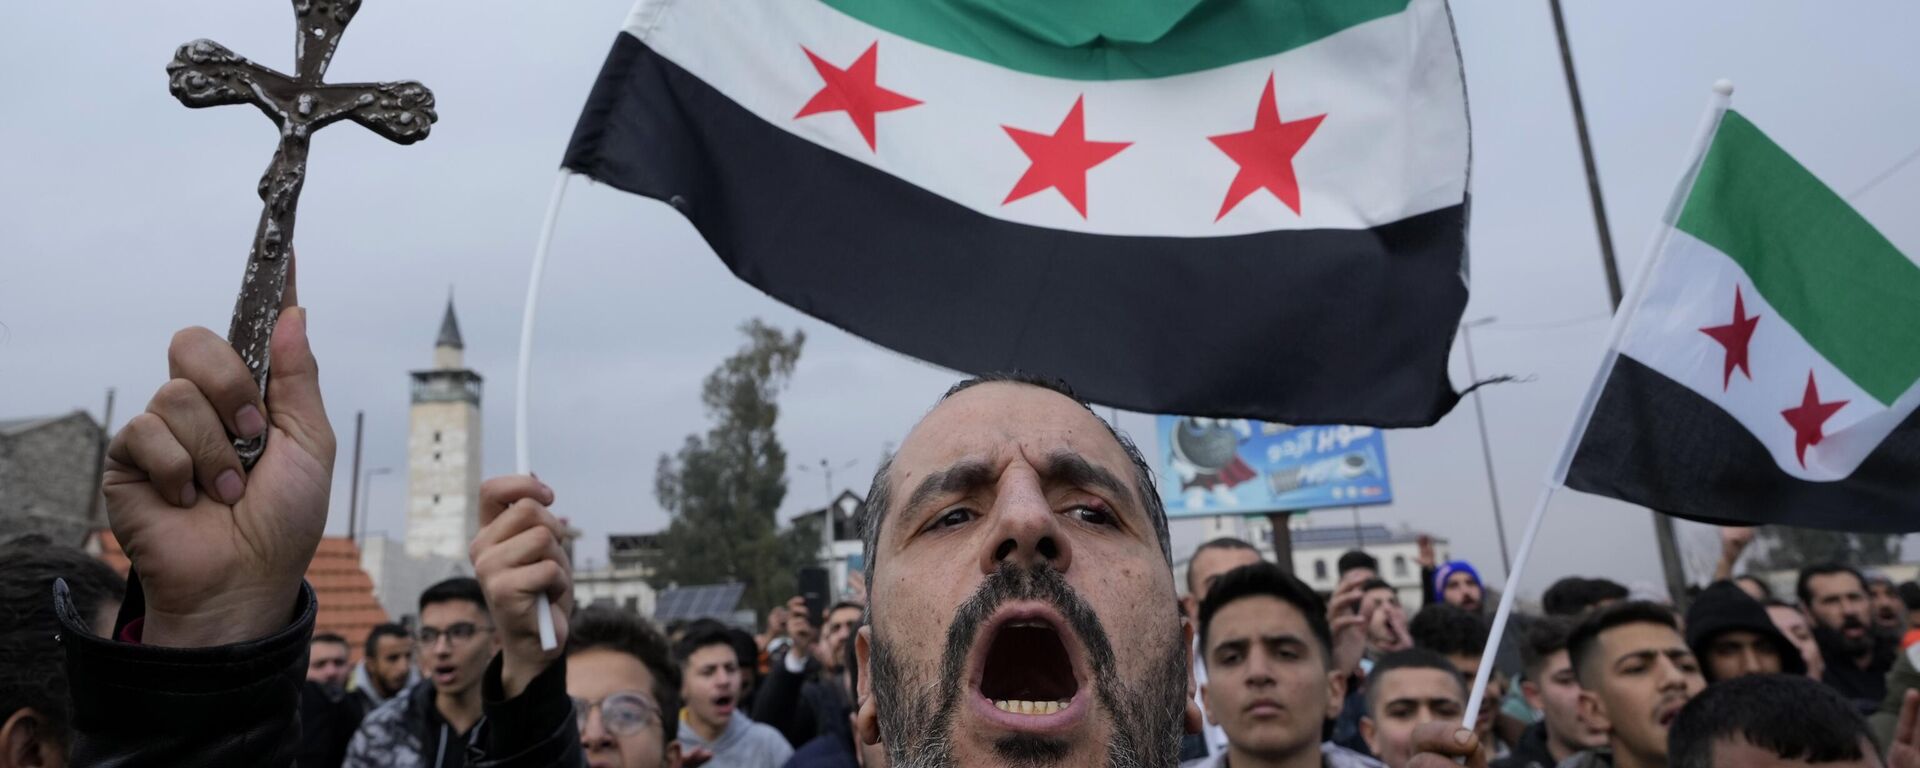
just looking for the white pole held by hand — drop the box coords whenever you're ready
[1460,80,1733,731]
[516,170,573,652]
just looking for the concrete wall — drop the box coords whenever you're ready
[0,412,102,545]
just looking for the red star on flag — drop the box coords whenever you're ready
[1209,74,1326,220]
[795,43,922,151]
[1001,96,1132,218]
[1780,371,1848,468]
[1699,285,1761,390]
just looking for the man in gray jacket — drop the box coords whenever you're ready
[675,622,792,767]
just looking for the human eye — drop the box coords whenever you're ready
[1066,503,1117,528]
[926,507,975,531]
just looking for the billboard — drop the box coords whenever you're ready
[1156,416,1393,517]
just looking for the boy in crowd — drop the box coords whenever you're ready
[1190,561,1382,768]
[1668,674,1920,768]
[353,623,418,711]
[1683,581,1803,682]
[1493,617,1605,768]
[1359,649,1466,768]
[1562,601,1706,768]
[347,577,500,767]
[676,621,792,767]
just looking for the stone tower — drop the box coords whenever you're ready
[406,297,483,561]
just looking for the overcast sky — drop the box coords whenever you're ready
[5,1,1917,599]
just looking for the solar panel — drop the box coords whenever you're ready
[653,582,747,622]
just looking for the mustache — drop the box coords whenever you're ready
[1843,616,1868,630]
[872,562,1167,768]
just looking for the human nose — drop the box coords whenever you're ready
[579,705,613,748]
[978,463,1073,575]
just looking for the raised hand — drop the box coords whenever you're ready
[472,474,570,698]
[785,595,817,662]
[104,261,334,647]
[1405,721,1488,768]
[1327,570,1369,676]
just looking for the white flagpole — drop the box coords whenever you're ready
[1459,80,1734,728]
[516,170,574,651]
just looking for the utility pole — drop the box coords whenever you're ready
[348,411,364,542]
[1266,512,1295,575]
[1550,0,1689,603]
[800,458,858,563]
[1460,318,1513,575]
[88,388,115,524]
[357,467,393,543]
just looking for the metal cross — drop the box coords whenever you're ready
[168,0,435,466]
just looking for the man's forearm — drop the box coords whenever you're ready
[59,574,316,768]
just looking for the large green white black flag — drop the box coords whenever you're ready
[1563,110,1920,531]
[561,0,1472,426]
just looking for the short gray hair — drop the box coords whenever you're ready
[861,373,1171,599]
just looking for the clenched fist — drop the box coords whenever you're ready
[472,474,572,699]
[104,265,334,647]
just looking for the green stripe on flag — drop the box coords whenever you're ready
[1677,110,1920,406]
[815,0,1410,80]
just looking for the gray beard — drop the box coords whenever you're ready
[870,563,1188,768]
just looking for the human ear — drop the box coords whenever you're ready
[854,626,881,746]
[1325,667,1348,721]
[1577,689,1611,735]
[1,708,59,768]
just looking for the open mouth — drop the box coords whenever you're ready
[432,664,457,683]
[714,695,736,711]
[969,605,1088,731]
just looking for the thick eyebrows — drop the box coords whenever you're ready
[902,459,997,516]
[1040,450,1131,503]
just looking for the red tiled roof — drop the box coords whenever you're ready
[309,537,391,662]
[88,530,389,662]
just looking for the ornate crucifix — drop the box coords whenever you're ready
[168,0,435,466]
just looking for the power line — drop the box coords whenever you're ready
[1848,143,1920,201]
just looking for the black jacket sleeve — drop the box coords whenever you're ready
[753,653,821,747]
[469,653,585,768]
[58,572,316,768]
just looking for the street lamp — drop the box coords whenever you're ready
[1460,316,1513,575]
[356,467,393,543]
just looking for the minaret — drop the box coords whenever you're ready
[406,295,483,561]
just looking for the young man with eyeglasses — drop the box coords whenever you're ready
[346,577,501,767]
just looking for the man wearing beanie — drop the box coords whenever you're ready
[1685,581,1806,682]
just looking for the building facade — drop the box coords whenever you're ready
[792,490,867,603]
[405,299,484,561]
[0,411,104,545]
[1178,516,1447,607]
[575,533,661,616]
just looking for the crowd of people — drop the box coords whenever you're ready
[4,312,1920,768]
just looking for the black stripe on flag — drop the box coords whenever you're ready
[1566,355,1920,532]
[562,33,1470,427]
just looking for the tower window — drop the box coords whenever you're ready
[434,431,442,444]
[1393,555,1409,577]
[1313,559,1328,581]
[434,451,442,462]
[433,494,441,504]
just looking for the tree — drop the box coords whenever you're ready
[649,320,818,616]
[1750,525,1902,572]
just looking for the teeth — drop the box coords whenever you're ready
[992,699,1069,715]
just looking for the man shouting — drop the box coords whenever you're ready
[850,374,1192,768]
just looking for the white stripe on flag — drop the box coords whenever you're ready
[626,0,1467,236]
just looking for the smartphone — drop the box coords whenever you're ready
[798,566,830,627]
